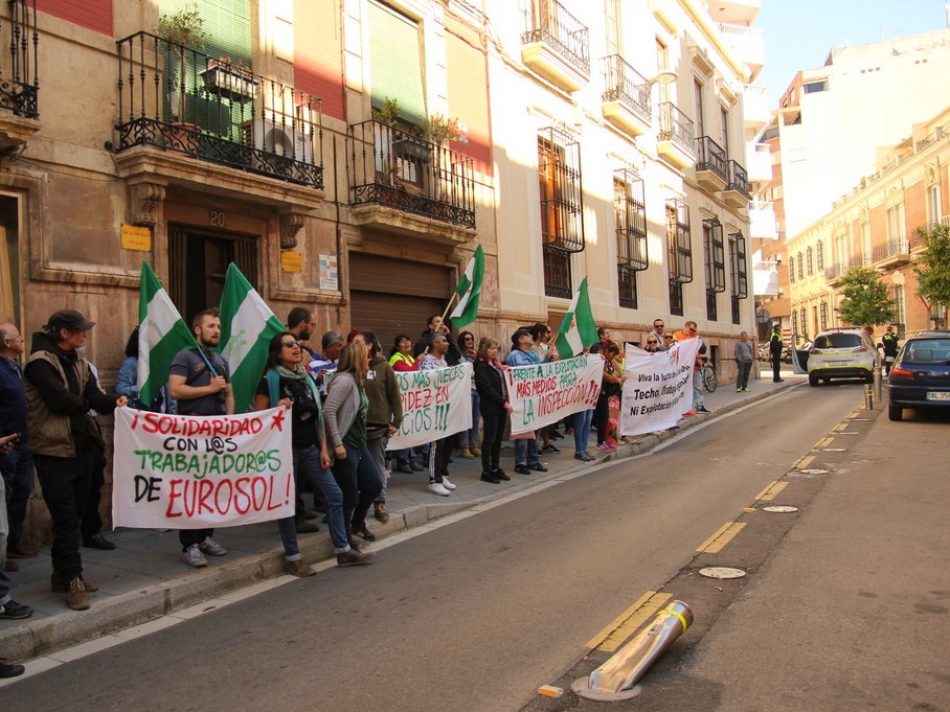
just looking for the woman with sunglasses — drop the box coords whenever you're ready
[255,333,372,571]
[644,336,660,352]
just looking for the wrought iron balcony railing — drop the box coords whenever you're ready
[695,135,728,182]
[658,102,695,157]
[0,0,38,118]
[602,54,651,123]
[871,237,910,263]
[727,159,750,197]
[115,32,323,188]
[521,0,590,75]
[347,119,476,230]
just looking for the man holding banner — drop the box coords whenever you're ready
[168,308,233,568]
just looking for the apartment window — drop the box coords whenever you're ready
[368,1,427,122]
[799,308,807,338]
[893,284,906,325]
[667,200,692,316]
[861,222,871,265]
[803,80,828,93]
[816,240,824,270]
[605,0,621,57]
[538,128,584,298]
[928,183,942,225]
[797,251,804,280]
[820,301,828,330]
[656,38,670,104]
[806,246,814,276]
[615,171,647,309]
[886,204,905,244]
[789,257,796,283]
[720,106,729,159]
[694,79,705,139]
[792,310,799,338]
[729,231,747,325]
[703,217,725,321]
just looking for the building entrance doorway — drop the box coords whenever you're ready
[0,196,21,327]
[168,225,258,323]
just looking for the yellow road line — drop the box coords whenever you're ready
[814,437,834,449]
[585,591,672,651]
[833,423,849,432]
[755,481,788,502]
[696,521,747,553]
[743,507,757,513]
[795,455,815,469]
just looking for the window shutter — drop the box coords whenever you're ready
[367,1,427,123]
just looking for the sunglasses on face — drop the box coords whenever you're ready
[663,335,674,339]
[647,340,658,344]
[281,340,300,348]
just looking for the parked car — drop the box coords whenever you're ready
[887,331,950,421]
[807,328,878,386]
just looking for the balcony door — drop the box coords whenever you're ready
[168,225,258,324]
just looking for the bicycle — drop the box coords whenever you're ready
[700,357,718,393]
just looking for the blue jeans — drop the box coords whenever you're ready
[513,436,540,467]
[331,442,383,535]
[0,444,34,547]
[574,409,594,455]
[692,369,704,409]
[459,390,481,448]
[278,445,350,557]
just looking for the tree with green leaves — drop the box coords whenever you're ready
[836,266,895,326]
[914,223,950,317]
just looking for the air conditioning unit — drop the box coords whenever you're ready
[242,118,313,163]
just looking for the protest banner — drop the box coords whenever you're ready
[387,362,473,451]
[507,354,603,435]
[112,406,294,529]
[620,339,701,436]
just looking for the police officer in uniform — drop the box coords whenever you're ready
[769,324,784,383]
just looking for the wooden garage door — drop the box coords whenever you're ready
[349,253,452,352]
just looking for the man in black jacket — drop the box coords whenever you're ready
[24,310,126,611]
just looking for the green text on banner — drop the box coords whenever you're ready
[386,363,473,451]
[112,406,294,529]
[620,339,700,436]
[507,354,603,435]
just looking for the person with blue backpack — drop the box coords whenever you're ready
[254,332,373,572]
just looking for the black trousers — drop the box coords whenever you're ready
[479,411,505,473]
[80,449,108,541]
[179,528,214,551]
[427,435,453,483]
[771,355,782,380]
[35,449,99,581]
[736,361,753,390]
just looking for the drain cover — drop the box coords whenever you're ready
[699,567,746,579]
[798,468,829,474]
[822,447,847,452]
[762,505,798,513]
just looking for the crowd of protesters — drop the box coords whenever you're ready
[0,303,735,640]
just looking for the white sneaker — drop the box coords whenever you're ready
[183,544,208,568]
[441,476,457,491]
[428,482,451,496]
[199,537,227,557]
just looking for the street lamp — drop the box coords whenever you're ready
[648,69,678,86]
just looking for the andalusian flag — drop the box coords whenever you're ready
[137,262,198,407]
[218,263,285,412]
[449,245,484,328]
[555,277,599,359]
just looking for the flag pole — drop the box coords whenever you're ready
[440,291,460,324]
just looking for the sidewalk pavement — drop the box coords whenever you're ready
[1,370,805,662]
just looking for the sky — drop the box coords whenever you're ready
[756,0,948,104]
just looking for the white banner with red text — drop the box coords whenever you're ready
[386,362,473,451]
[507,354,603,435]
[112,406,294,529]
[620,339,701,436]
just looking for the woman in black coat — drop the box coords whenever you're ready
[472,337,512,483]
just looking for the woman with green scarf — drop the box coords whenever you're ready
[254,332,373,572]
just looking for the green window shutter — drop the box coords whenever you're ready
[159,0,251,64]
[367,1,426,124]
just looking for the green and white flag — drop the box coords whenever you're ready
[555,276,599,359]
[137,262,198,407]
[449,245,484,328]
[218,263,285,413]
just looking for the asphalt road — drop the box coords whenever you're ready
[4,383,867,711]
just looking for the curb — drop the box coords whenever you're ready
[1,382,803,661]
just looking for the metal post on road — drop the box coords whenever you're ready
[865,383,874,410]
[874,362,883,404]
[572,600,693,702]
